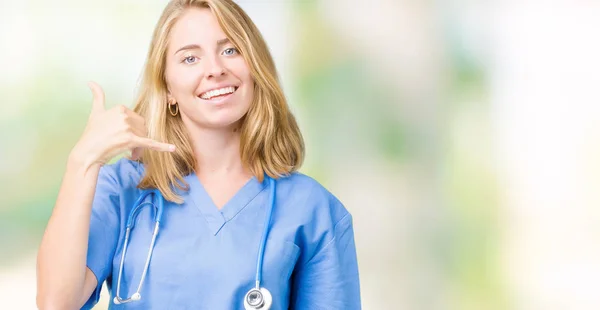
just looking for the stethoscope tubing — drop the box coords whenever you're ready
[113,177,275,309]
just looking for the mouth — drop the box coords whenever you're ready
[198,86,239,101]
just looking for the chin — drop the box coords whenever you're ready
[184,97,250,130]
[199,113,247,129]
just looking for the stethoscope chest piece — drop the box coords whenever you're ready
[244,287,272,310]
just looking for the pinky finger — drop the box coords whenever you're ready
[133,136,176,153]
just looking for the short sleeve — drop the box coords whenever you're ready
[81,166,121,309]
[290,212,362,310]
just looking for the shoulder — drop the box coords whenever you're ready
[276,171,350,227]
[91,158,146,219]
[275,172,354,265]
[96,158,145,194]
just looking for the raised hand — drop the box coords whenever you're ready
[70,81,175,171]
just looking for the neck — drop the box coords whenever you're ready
[186,123,248,179]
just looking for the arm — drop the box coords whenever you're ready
[290,213,362,310]
[36,82,175,309]
[36,156,103,310]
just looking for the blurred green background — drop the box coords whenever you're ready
[2,0,600,309]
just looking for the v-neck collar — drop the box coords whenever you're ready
[183,172,266,235]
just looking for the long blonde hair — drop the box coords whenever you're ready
[133,0,304,203]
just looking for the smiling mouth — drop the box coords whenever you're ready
[199,86,239,100]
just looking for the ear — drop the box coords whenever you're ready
[165,83,173,100]
[166,90,175,104]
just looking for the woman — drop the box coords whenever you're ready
[36,0,361,309]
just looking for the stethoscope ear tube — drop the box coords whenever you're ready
[127,189,164,227]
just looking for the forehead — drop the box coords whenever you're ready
[168,7,226,51]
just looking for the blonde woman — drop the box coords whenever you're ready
[36,0,360,309]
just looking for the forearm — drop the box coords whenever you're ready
[36,153,101,309]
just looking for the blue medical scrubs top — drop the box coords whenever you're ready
[82,159,361,309]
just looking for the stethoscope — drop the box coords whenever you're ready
[113,176,276,310]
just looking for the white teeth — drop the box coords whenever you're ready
[200,86,236,100]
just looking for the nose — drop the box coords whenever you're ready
[205,55,226,79]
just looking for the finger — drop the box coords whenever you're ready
[128,124,147,139]
[113,105,146,135]
[122,108,145,124]
[131,136,176,153]
[87,81,105,116]
[124,112,148,137]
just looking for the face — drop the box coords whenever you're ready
[164,7,254,130]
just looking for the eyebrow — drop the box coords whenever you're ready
[174,38,231,55]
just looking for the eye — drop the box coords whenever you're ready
[222,47,238,56]
[182,55,198,64]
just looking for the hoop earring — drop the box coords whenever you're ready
[168,103,179,116]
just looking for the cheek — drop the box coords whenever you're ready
[230,58,253,84]
[241,79,254,108]
[166,66,198,95]
[170,74,190,91]
[239,70,255,99]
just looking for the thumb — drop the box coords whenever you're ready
[87,81,105,116]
